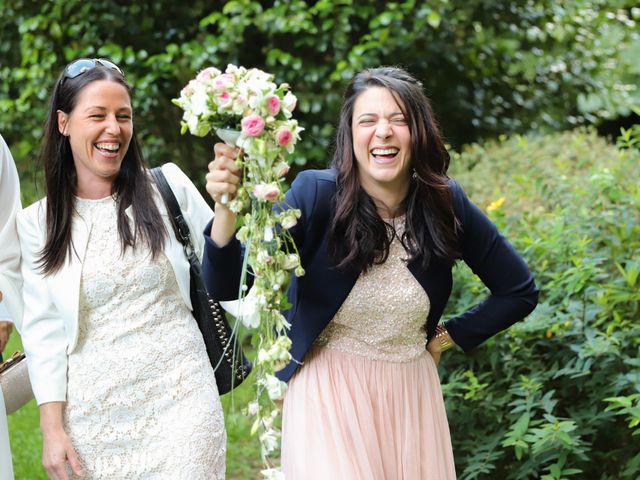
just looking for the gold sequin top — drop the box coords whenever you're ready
[315,216,431,362]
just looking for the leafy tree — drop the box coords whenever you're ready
[2,1,638,191]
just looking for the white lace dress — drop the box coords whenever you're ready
[63,196,225,479]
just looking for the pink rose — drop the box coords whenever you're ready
[275,127,293,147]
[267,95,281,116]
[215,91,231,106]
[196,67,220,81]
[213,73,234,91]
[253,183,281,202]
[242,114,266,137]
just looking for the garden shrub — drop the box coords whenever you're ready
[443,128,640,479]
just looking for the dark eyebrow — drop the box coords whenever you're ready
[84,106,133,114]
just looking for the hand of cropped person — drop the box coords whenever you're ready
[206,143,242,247]
[0,320,12,353]
[0,290,12,353]
[40,402,83,480]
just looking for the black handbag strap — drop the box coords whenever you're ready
[150,167,252,392]
[150,167,196,258]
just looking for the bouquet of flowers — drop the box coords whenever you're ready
[174,64,301,208]
[173,65,303,479]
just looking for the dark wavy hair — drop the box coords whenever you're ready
[38,62,167,274]
[328,66,461,272]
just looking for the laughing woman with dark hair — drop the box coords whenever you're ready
[17,59,226,479]
[204,66,538,478]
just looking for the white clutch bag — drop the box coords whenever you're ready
[0,351,34,414]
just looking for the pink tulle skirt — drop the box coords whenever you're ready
[281,346,457,479]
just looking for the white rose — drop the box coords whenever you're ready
[256,249,273,265]
[247,401,260,416]
[262,374,287,400]
[190,82,210,116]
[238,293,261,329]
[283,91,297,114]
[280,210,299,229]
[273,161,290,178]
[261,468,285,480]
[263,225,274,241]
[282,253,299,270]
[259,428,280,456]
[257,348,271,364]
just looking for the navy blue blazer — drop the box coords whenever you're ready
[203,169,538,382]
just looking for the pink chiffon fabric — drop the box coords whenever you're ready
[281,346,457,479]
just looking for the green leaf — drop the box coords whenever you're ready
[427,11,441,28]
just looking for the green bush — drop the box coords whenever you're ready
[443,128,640,479]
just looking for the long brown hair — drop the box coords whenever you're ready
[328,66,461,272]
[38,63,167,274]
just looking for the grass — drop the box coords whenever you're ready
[5,333,263,479]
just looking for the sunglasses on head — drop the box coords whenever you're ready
[63,58,124,80]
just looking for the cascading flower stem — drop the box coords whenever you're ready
[173,64,303,478]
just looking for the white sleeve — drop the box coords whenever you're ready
[0,302,11,323]
[161,162,214,262]
[0,134,23,327]
[17,205,69,404]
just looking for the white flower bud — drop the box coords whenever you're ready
[247,401,259,416]
[264,226,274,242]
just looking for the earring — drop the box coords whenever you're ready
[412,169,418,180]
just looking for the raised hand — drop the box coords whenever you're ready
[206,143,242,247]
[205,143,242,207]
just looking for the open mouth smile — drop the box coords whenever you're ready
[370,147,399,163]
[95,142,121,157]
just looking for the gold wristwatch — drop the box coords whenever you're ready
[435,324,454,352]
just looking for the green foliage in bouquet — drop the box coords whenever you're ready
[443,128,640,479]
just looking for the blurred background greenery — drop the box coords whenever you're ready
[2,0,639,199]
[2,0,639,479]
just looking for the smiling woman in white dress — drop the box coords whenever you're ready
[17,59,226,480]
[0,133,22,480]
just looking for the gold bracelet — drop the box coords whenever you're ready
[435,324,454,352]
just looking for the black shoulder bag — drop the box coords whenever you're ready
[151,167,251,395]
